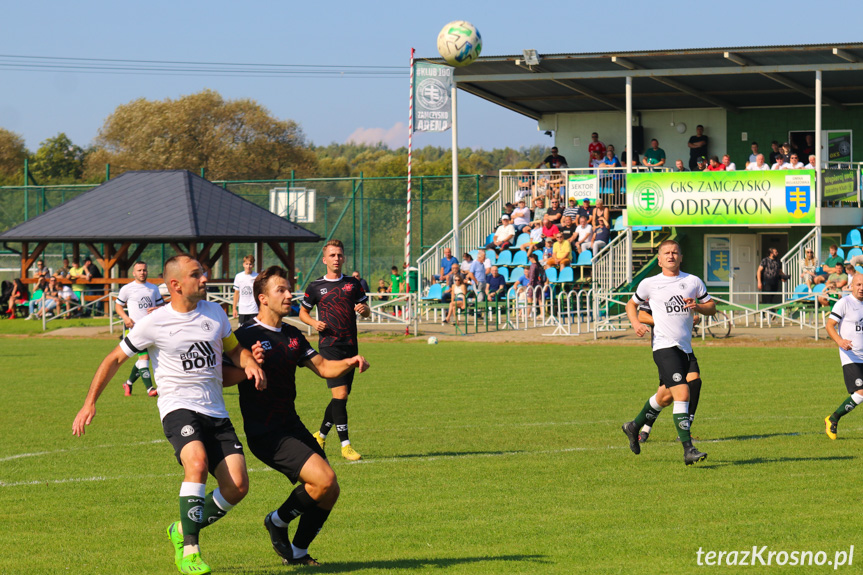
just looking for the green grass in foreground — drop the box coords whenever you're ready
[0,339,860,574]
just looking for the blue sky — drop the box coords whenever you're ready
[2,0,861,153]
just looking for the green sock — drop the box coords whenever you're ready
[672,401,691,443]
[633,398,661,428]
[128,365,140,384]
[179,483,206,547]
[201,489,233,529]
[833,396,860,420]
[140,367,154,390]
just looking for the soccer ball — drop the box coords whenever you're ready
[427,336,439,345]
[437,21,482,67]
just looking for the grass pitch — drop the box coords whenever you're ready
[1,337,860,574]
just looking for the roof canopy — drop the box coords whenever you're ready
[432,43,863,118]
[0,170,320,243]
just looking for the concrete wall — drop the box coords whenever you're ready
[539,108,727,168]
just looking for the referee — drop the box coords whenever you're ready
[227,265,369,566]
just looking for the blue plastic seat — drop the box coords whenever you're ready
[545,267,558,283]
[509,267,525,284]
[612,216,625,232]
[842,229,862,247]
[557,267,574,283]
[791,283,811,301]
[847,247,863,261]
[576,250,593,266]
[468,249,479,259]
[482,234,494,247]
[813,284,827,294]
[513,232,531,248]
[533,250,543,260]
[632,225,662,231]
[512,251,528,267]
[485,249,497,264]
[422,284,443,301]
[496,251,513,266]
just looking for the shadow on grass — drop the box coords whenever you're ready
[706,431,802,442]
[383,450,525,460]
[699,455,854,469]
[222,554,548,574]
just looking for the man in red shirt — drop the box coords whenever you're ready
[705,156,726,172]
[588,132,606,164]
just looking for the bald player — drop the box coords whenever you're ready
[73,254,266,575]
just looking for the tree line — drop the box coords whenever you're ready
[0,89,549,187]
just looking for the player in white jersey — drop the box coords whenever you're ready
[73,254,266,575]
[621,240,716,466]
[233,254,259,325]
[115,261,164,397]
[824,273,863,439]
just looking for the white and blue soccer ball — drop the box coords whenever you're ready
[437,21,482,67]
[427,336,439,345]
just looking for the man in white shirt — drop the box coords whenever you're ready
[771,156,787,170]
[115,261,165,397]
[572,216,592,254]
[804,155,818,170]
[721,154,736,171]
[746,154,770,171]
[233,254,259,325]
[786,154,804,169]
[511,199,532,234]
[485,215,516,252]
[73,254,266,575]
[621,240,716,466]
[825,274,863,439]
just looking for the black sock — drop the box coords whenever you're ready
[277,484,318,524]
[688,378,702,422]
[319,401,334,437]
[293,506,331,550]
[331,398,349,442]
[128,365,140,384]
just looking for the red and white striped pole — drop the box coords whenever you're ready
[405,48,415,336]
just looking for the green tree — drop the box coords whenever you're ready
[31,133,86,183]
[0,127,29,185]
[84,89,317,181]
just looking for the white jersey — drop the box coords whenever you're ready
[829,295,863,365]
[233,271,259,315]
[120,300,233,421]
[117,281,164,322]
[633,271,711,354]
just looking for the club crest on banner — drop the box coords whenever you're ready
[785,175,811,219]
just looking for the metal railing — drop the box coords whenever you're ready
[591,228,632,293]
[781,227,820,302]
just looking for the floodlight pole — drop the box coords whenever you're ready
[451,79,459,256]
[625,77,633,175]
[815,70,823,207]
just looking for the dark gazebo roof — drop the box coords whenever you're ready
[0,170,320,243]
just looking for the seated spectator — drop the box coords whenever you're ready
[786,154,804,169]
[486,215,516,252]
[818,264,852,307]
[842,263,858,292]
[589,150,603,168]
[443,275,467,324]
[577,199,593,222]
[545,198,564,224]
[460,253,472,275]
[486,266,507,301]
[746,154,770,171]
[34,259,52,281]
[573,216,593,254]
[544,232,573,271]
[53,258,70,280]
[520,225,544,253]
[599,146,621,169]
[642,139,666,168]
[530,197,547,226]
[58,282,79,316]
[590,199,610,229]
[771,155,787,170]
[746,142,759,167]
[26,277,48,319]
[516,172,534,202]
[706,156,725,171]
[377,279,390,302]
[540,215,560,240]
[590,217,611,253]
[816,245,845,285]
[558,216,577,243]
[722,154,736,171]
[563,197,579,221]
[674,159,687,172]
[536,146,568,169]
[804,155,818,170]
[4,278,29,318]
[800,248,819,287]
[467,251,488,300]
[694,156,707,171]
[599,146,623,191]
[438,247,459,286]
[532,172,550,199]
[547,172,566,200]
[35,276,61,319]
[511,199,532,234]
[541,238,554,267]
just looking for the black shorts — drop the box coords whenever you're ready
[319,346,356,391]
[653,347,699,388]
[238,314,256,325]
[246,422,327,483]
[842,363,863,394]
[162,409,244,475]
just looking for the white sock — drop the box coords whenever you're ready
[648,394,664,412]
[179,482,206,498]
[853,394,863,405]
[341,440,351,447]
[319,432,327,439]
[641,424,653,433]
[673,401,689,415]
[291,543,308,559]
[271,510,290,528]
[135,358,149,370]
[212,488,234,512]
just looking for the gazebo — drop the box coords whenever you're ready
[0,170,320,291]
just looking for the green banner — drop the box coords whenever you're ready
[627,170,815,226]
[822,169,857,204]
[828,131,852,163]
[412,62,452,133]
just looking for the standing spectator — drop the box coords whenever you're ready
[787,154,804,169]
[746,154,770,171]
[757,247,788,304]
[83,257,103,298]
[804,155,818,170]
[486,266,507,301]
[351,271,370,294]
[705,156,725,171]
[621,146,640,169]
[438,247,459,286]
[722,155,737,171]
[486,215,515,252]
[800,134,815,158]
[746,142,760,167]
[545,198,564,224]
[771,156,786,170]
[800,248,819,287]
[573,216,593,254]
[577,199,594,223]
[526,253,545,302]
[390,266,403,294]
[590,199,610,229]
[545,232,573,272]
[68,259,86,308]
[233,255,259,325]
[563,197,580,221]
[768,140,782,165]
[687,125,708,170]
[536,146,568,169]
[511,199,532,234]
[34,259,51,281]
[642,139,666,168]
[599,146,622,191]
[588,132,606,163]
[674,159,688,172]
[590,218,611,253]
[468,251,488,300]
[780,143,792,162]
[377,279,389,301]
